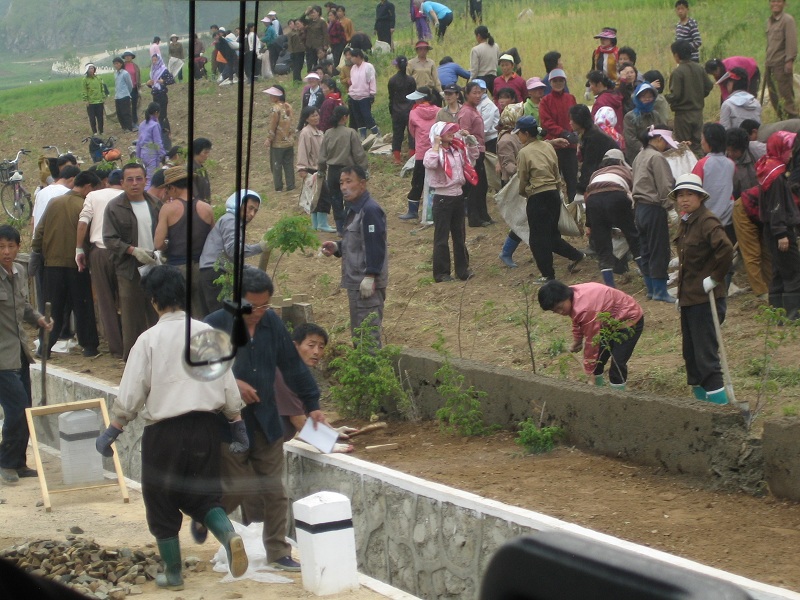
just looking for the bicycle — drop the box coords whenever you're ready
[82,135,121,165]
[0,149,33,222]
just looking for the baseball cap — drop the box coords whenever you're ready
[473,78,487,90]
[268,10,277,16]
[499,53,515,63]
[648,127,679,150]
[549,68,567,81]
[261,17,272,23]
[512,115,539,134]
[407,86,431,101]
[442,83,460,93]
[594,27,617,39]
[305,73,321,81]
[108,169,123,186]
[526,77,545,91]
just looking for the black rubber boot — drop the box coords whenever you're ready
[155,537,184,591]
[204,507,249,578]
[783,292,800,320]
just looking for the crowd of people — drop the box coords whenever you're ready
[4,0,800,587]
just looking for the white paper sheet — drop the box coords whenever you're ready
[297,419,338,454]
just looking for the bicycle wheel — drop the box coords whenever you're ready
[1,182,32,222]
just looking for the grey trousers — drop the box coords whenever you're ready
[347,287,385,348]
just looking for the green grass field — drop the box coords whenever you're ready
[0,0,777,122]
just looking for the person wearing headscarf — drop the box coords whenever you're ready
[401,86,439,220]
[198,190,269,315]
[423,121,479,282]
[623,83,664,163]
[82,64,106,135]
[136,102,167,188]
[742,131,800,317]
[496,102,524,268]
[594,106,624,150]
[569,104,619,197]
[147,54,175,136]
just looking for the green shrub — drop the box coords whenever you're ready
[329,315,409,419]
[515,418,564,454]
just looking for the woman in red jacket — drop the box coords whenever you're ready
[539,68,579,202]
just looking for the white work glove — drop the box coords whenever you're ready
[131,247,156,265]
[259,238,269,252]
[359,276,375,299]
[584,87,593,101]
[75,248,86,271]
[668,209,679,227]
[702,276,717,293]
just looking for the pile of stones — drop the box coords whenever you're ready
[0,535,173,598]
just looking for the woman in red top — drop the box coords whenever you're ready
[327,10,346,69]
[318,78,342,131]
[539,68,579,202]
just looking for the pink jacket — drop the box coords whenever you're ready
[569,283,643,375]
[409,103,441,159]
[423,139,479,196]
[348,61,376,100]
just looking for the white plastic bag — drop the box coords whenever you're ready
[298,172,320,214]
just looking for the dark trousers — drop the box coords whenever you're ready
[350,97,376,130]
[87,103,104,134]
[0,355,31,470]
[268,45,281,70]
[586,191,640,271]
[681,299,726,391]
[766,228,800,295]
[673,109,704,154]
[326,165,346,226]
[270,146,295,191]
[88,247,123,358]
[593,317,644,384]
[152,90,170,133]
[527,189,582,279]
[305,48,319,73]
[465,152,491,226]
[199,267,224,316]
[347,288,385,348]
[142,412,223,540]
[376,25,392,45]
[432,194,469,281]
[291,52,305,81]
[243,50,255,82]
[118,271,158,360]
[391,114,410,152]
[635,203,671,279]
[436,12,453,40]
[331,42,346,69]
[41,266,99,355]
[115,97,133,131]
[470,0,482,22]
[556,147,578,203]
[131,87,140,121]
[408,159,425,201]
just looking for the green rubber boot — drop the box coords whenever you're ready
[691,386,706,400]
[155,537,184,591]
[609,382,626,391]
[594,374,605,387]
[706,387,729,405]
[204,507,249,578]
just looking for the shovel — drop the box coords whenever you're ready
[708,291,750,421]
[38,302,54,438]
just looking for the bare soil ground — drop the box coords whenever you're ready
[2,77,800,595]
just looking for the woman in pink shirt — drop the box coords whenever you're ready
[423,121,479,282]
[538,280,644,390]
[347,48,379,139]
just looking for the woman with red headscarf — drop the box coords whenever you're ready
[742,131,800,318]
[423,121,479,282]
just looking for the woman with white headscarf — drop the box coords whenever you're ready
[423,121,479,282]
[147,53,175,135]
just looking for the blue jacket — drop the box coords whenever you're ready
[438,62,470,87]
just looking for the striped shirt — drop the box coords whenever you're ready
[675,18,702,62]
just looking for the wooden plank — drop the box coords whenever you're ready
[365,443,399,452]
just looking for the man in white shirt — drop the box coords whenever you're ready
[77,169,124,358]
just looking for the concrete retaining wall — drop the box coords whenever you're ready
[394,349,765,493]
[763,418,800,500]
[19,365,800,600]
